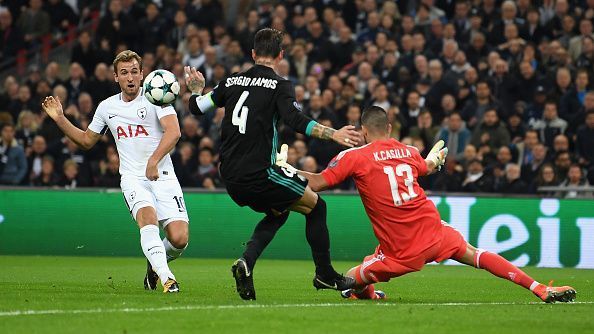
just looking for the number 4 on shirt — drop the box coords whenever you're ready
[232,91,250,134]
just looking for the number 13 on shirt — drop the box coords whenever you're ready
[232,91,249,134]
[384,163,418,206]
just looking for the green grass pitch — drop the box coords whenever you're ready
[1,256,593,334]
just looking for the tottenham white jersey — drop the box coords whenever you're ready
[88,90,177,180]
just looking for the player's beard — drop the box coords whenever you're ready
[122,82,140,100]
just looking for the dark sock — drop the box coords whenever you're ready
[305,197,335,277]
[243,212,289,271]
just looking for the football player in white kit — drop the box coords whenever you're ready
[41,50,189,293]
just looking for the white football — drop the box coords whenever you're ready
[143,69,180,106]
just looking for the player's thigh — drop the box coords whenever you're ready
[149,179,190,227]
[266,164,312,214]
[356,250,418,284]
[120,176,156,224]
[431,220,469,264]
[289,186,318,215]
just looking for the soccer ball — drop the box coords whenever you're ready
[143,69,180,106]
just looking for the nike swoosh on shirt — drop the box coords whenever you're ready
[108,115,116,119]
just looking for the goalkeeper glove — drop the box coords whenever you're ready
[426,140,449,171]
[275,144,298,173]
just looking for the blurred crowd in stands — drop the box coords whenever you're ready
[0,0,593,198]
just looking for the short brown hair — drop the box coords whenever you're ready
[113,50,142,72]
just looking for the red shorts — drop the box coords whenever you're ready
[355,221,467,284]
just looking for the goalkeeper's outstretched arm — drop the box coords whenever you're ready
[298,171,329,192]
[275,144,329,192]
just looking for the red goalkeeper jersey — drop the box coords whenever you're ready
[321,138,443,260]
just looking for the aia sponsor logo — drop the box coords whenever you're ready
[116,125,149,139]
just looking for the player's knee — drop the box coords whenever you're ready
[167,222,189,248]
[169,232,188,249]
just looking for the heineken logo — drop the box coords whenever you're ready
[428,197,594,269]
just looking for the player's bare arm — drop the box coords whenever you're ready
[310,123,362,148]
[298,171,329,192]
[275,144,329,192]
[41,96,101,150]
[146,114,181,180]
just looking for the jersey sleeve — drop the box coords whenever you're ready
[156,104,177,119]
[189,80,226,115]
[276,80,317,135]
[409,145,428,176]
[321,149,358,187]
[87,103,108,135]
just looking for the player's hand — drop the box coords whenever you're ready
[426,140,449,171]
[184,66,205,95]
[41,96,64,121]
[275,144,298,173]
[145,158,159,181]
[332,125,361,148]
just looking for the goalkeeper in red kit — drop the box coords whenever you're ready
[277,106,576,303]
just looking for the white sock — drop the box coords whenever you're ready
[140,225,175,283]
[163,238,187,262]
[529,281,541,292]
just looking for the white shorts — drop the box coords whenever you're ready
[120,176,189,228]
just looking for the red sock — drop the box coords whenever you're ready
[474,250,540,291]
[353,284,376,299]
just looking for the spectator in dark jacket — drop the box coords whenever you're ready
[498,163,529,194]
[425,59,457,124]
[172,142,197,187]
[462,158,494,192]
[96,154,120,188]
[461,80,500,128]
[560,69,589,124]
[51,137,93,187]
[25,135,46,185]
[521,143,548,185]
[471,109,511,152]
[57,159,88,188]
[530,163,559,195]
[70,31,98,77]
[44,0,78,35]
[308,119,343,168]
[576,110,594,171]
[409,110,440,156]
[193,148,221,189]
[17,0,50,46]
[95,0,138,53]
[87,63,117,104]
[530,101,567,148]
[32,155,59,187]
[0,8,25,62]
[138,3,166,54]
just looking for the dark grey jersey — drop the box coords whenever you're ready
[190,64,316,184]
